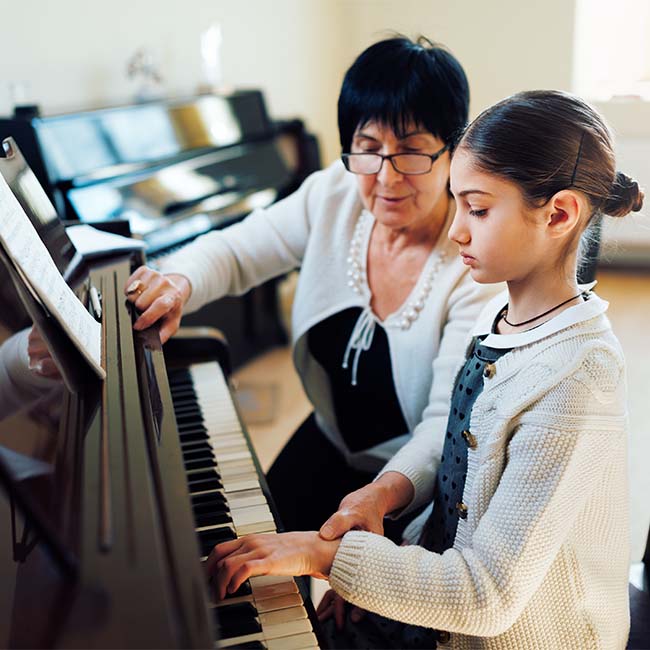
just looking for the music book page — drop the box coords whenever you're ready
[0,173,105,379]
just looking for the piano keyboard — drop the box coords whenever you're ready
[167,362,320,650]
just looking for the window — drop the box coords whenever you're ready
[573,0,650,101]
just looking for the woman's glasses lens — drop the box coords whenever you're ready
[342,151,445,175]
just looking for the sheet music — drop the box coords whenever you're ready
[0,173,105,379]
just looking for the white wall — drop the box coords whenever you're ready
[338,0,576,120]
[0,0,348,163]
[2,0,576,165]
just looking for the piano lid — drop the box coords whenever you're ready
[32,91,273,186]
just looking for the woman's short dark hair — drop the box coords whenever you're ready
[338,36,470,153]
[458,90,644,220]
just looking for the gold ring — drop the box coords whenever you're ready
[126,280,146,296]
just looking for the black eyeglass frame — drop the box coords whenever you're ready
[341,143,450,176]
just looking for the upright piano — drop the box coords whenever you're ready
[0,254,324,649]
[0,102,324,648]
[0,91,320,366]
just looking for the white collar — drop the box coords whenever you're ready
[473,281,607,349]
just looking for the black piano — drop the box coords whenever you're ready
[0,256,324,648]
[0,114,324,648]
[0,90,320,366]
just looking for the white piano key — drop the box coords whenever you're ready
[181,362,319,648]
[265,631,319,650]
[212,591,303,612]
[231,504,273,527]
[222,476,260,492]
[226,488,267,509]
[261,617,313,640]
[259,605,308,626]
[234,520,277,536]
[217,462,256,477]
[250,576,299,600]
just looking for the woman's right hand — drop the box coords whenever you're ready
[124,266,192,343]
[319,472,414,540]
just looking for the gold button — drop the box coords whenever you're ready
[461,429,477,449]
[483,362,496,379]
[456,502,468,519]
[437,630,451,643]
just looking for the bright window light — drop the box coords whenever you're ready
[573,0,650,100]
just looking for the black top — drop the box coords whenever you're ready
[418,336,511,553]
[308,307,408,453]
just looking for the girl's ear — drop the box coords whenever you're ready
[545,189,583,239]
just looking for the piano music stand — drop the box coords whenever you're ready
[0,244,99,396]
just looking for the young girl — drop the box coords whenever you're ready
[208,90,643,649]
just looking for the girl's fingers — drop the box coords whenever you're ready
[205,538,244,574]
[214,551,260,601]
[228,558,269,595]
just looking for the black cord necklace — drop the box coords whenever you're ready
[500,291,585,328]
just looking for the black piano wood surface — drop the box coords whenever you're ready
[0,255,323,649]
[0,257,214,648]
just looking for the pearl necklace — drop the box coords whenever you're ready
[346,211,447,330]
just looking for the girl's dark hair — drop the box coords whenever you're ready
[458,90,644,219]
[338,36,469,153]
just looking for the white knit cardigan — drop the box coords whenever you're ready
[160,161,501,470]
[330,291,630,649]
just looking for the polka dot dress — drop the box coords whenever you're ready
[418,336,510,553]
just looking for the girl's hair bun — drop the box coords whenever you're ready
[603,171,644,217]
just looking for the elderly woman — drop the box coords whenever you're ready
[125,36,499,536]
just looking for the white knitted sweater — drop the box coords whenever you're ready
[330,291,630,649]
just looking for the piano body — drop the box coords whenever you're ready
[0,91,321,366]
[0,253,324,649]
[0,118,323,648]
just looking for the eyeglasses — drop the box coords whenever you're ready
[341,144,449,175]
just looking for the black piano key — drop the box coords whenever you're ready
[193,493,227,508]
[179,431,209,444]
[170,383,196,397]
[178,426,208,437]
[192,492,227,507]
[188,469,220,482]
[199,527,237,557]
[194,507,229,523]
[184,441,213,454]
[171,387,198,399]
[223,580,252,599]
[214,603,262,638]
[185,457,218,471]
[173,400,200,411]
[195,511,232,528]
[187,469,223,490]
[175,413,205,426]
[184,448,216,460]
[193,500,229,517]
[178,421,207,432]
[188,477,223,493]
[171,392,198,403]
[183,447,215,461]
